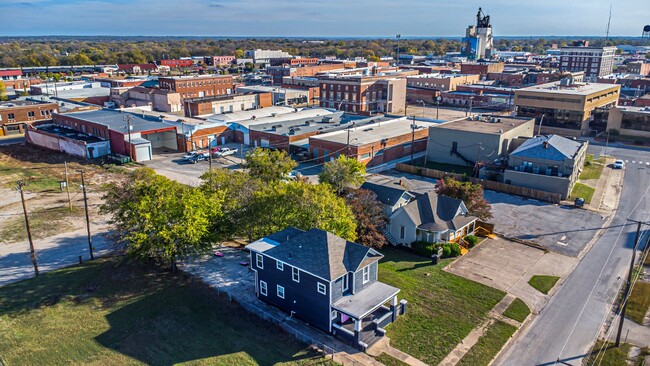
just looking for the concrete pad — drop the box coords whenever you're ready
[445,238,578,313]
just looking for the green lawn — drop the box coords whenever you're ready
[570,183,595,204]
[528,275,560,295]
[0,258,334,366]
[579,154,606,180]
[374,353,410,366]
[457,321,517,366]
[423,161,474,176]
[502,298,531,323]
[378,247,506,365]
[627,281,650,324]
[584,341,650,366]
[0,206,85,244]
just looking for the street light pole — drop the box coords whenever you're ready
[17,181,38,277]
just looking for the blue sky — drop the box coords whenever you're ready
[0,0,647,37]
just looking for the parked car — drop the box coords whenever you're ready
[210,147,221,156]
[613,160,624,169]
[214,147,238,157]
[183,151,199,160]
[188,153,209,164]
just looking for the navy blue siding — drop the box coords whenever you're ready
[353,262,378,294]
[252,251,332,332]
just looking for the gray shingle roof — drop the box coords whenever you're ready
[401,191,476,232]
[360,178,414,206]
[510,135,583,161]
[261,228,383,281]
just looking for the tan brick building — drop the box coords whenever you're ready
[406,74,480,91]
[0,99,60,136]
[319,73,407,115]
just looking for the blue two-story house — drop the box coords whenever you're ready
[246,227,406,350]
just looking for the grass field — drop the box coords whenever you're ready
[457,321,517,366]
[528,275,560,295]
[585,341,650,366]
[579,154,606,180]
[626,281,650,325]
[378,247,505,365]
[570,183,595,204]
[374,353,409,366]
[502,298,531,323]
[0,206,85,243]
[0,257,334,366]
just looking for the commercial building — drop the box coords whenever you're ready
[607,106,650,138]
[514,80,620,136]
[559,41,616,78]
[204,56,236,66]
[51,109,179,162]
[626,61,650,76]
[319,73,407,115]
[269,57,319,67]
[159,75,233,100]
[426,115,535,167]
[25,124,111,159]
[309,117,440,166]
[461,7,494,60]
[110,87,182,113]
[0,99,60,136]
[0,69,34,91]
[266,63,345,84]
[94,77,147,88]
[245,49,291,64]
[236,85,310,106]
[117,63,167,75]
[160,59,194,68]
[183,92,273,118]
[504,135,588,199]
[30,81,111,105]
[405,74,480,91]
[459,62,504,77]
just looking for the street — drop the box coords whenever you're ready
[497,144,650,365]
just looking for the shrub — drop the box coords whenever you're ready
[441,245,452,258]
[448,243,462,257]
[465,235,478,248]
[410,241,462,259]
[411,241,436,257]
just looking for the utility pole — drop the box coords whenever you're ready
[537,114,545,136]
[604,129,610,157]
[208,138,213,173]
[64,161,72,210]
[123,115,133,162]
[475,143,483,178]
[396,34,401,66]
[410,115,416,163]
[17,181,39,277]
[79,170,94,261]
[347,128,351,157]
[615,219,648,346]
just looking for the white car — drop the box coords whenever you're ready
[183,151,199,160]
[214,148,238,157]
[613,160,624,169]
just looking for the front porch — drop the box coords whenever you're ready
[331,282,406,350]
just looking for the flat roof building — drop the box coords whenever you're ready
[319,73,408,115]
[514,80,620,136]
[607,106,650,139]
[0,99,60,136]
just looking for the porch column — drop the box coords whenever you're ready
[390,295,398,322]
[354,318,362,345]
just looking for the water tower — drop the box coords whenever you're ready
[643,25,650,38]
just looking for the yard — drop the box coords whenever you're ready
[456,321,517,366]
[502,298,531,323]
[528,275,560,295]
[626,281,650,325]
[570,183,595,204]
[586,341,649,366]
[579,154,606,180]
[0,206,85,244]
[0,257,334,366]
[378,247,506,365]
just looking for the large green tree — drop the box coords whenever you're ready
[102,168,221,270]
[250,181,357,241]
[319,155,366,195]
[244,148,297,182]
[435,177,493,221]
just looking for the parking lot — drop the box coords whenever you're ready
[367,170,605,257]
[144,147,245,187]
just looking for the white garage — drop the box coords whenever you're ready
[131,138,153,162]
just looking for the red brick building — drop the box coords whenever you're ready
[0,99,60,136]
[183,92,273,117]
[205,56,236,66]
[160,59,194,68]
[270,57,319,67]
[0,69,37,91]
[460,62,505,78]
[319,73,407,115]
[266,63,345,84]
[159,75,234,100]
[308,117,435,166]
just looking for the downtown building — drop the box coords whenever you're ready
[559,41,616,79]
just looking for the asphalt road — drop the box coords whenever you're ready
[497,144,650,366]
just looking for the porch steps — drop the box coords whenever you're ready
[382,229,399,246]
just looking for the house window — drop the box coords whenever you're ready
[399,226,405,240]
[256,253,263,269]
[342,276,349,292]
[8,113,15,120]
[277,285,285,299]
[360,153,371,160]
[363,266,370,284]
[260,280,267,296]
[28,111,35,117]
[292,267,300,282]
[317,282,326,295]
[276,261,283,271]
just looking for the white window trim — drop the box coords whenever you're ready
[276,261,283,271]
[363,266,370,284]
[292,267,300,283]
[260,280,267,296]
[317,282,327,295]
[277,285,285,299]
[256,253,263,269]
[342,275,349,292]
[331,310,337,320]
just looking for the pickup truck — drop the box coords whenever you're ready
[214,147,238,157]
[188,152,209,164]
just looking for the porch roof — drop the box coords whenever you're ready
[332,281,399,319]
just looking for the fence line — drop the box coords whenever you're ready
[395,163,562,204]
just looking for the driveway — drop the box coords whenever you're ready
[368,170,605,257]
[445,237,579,313]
